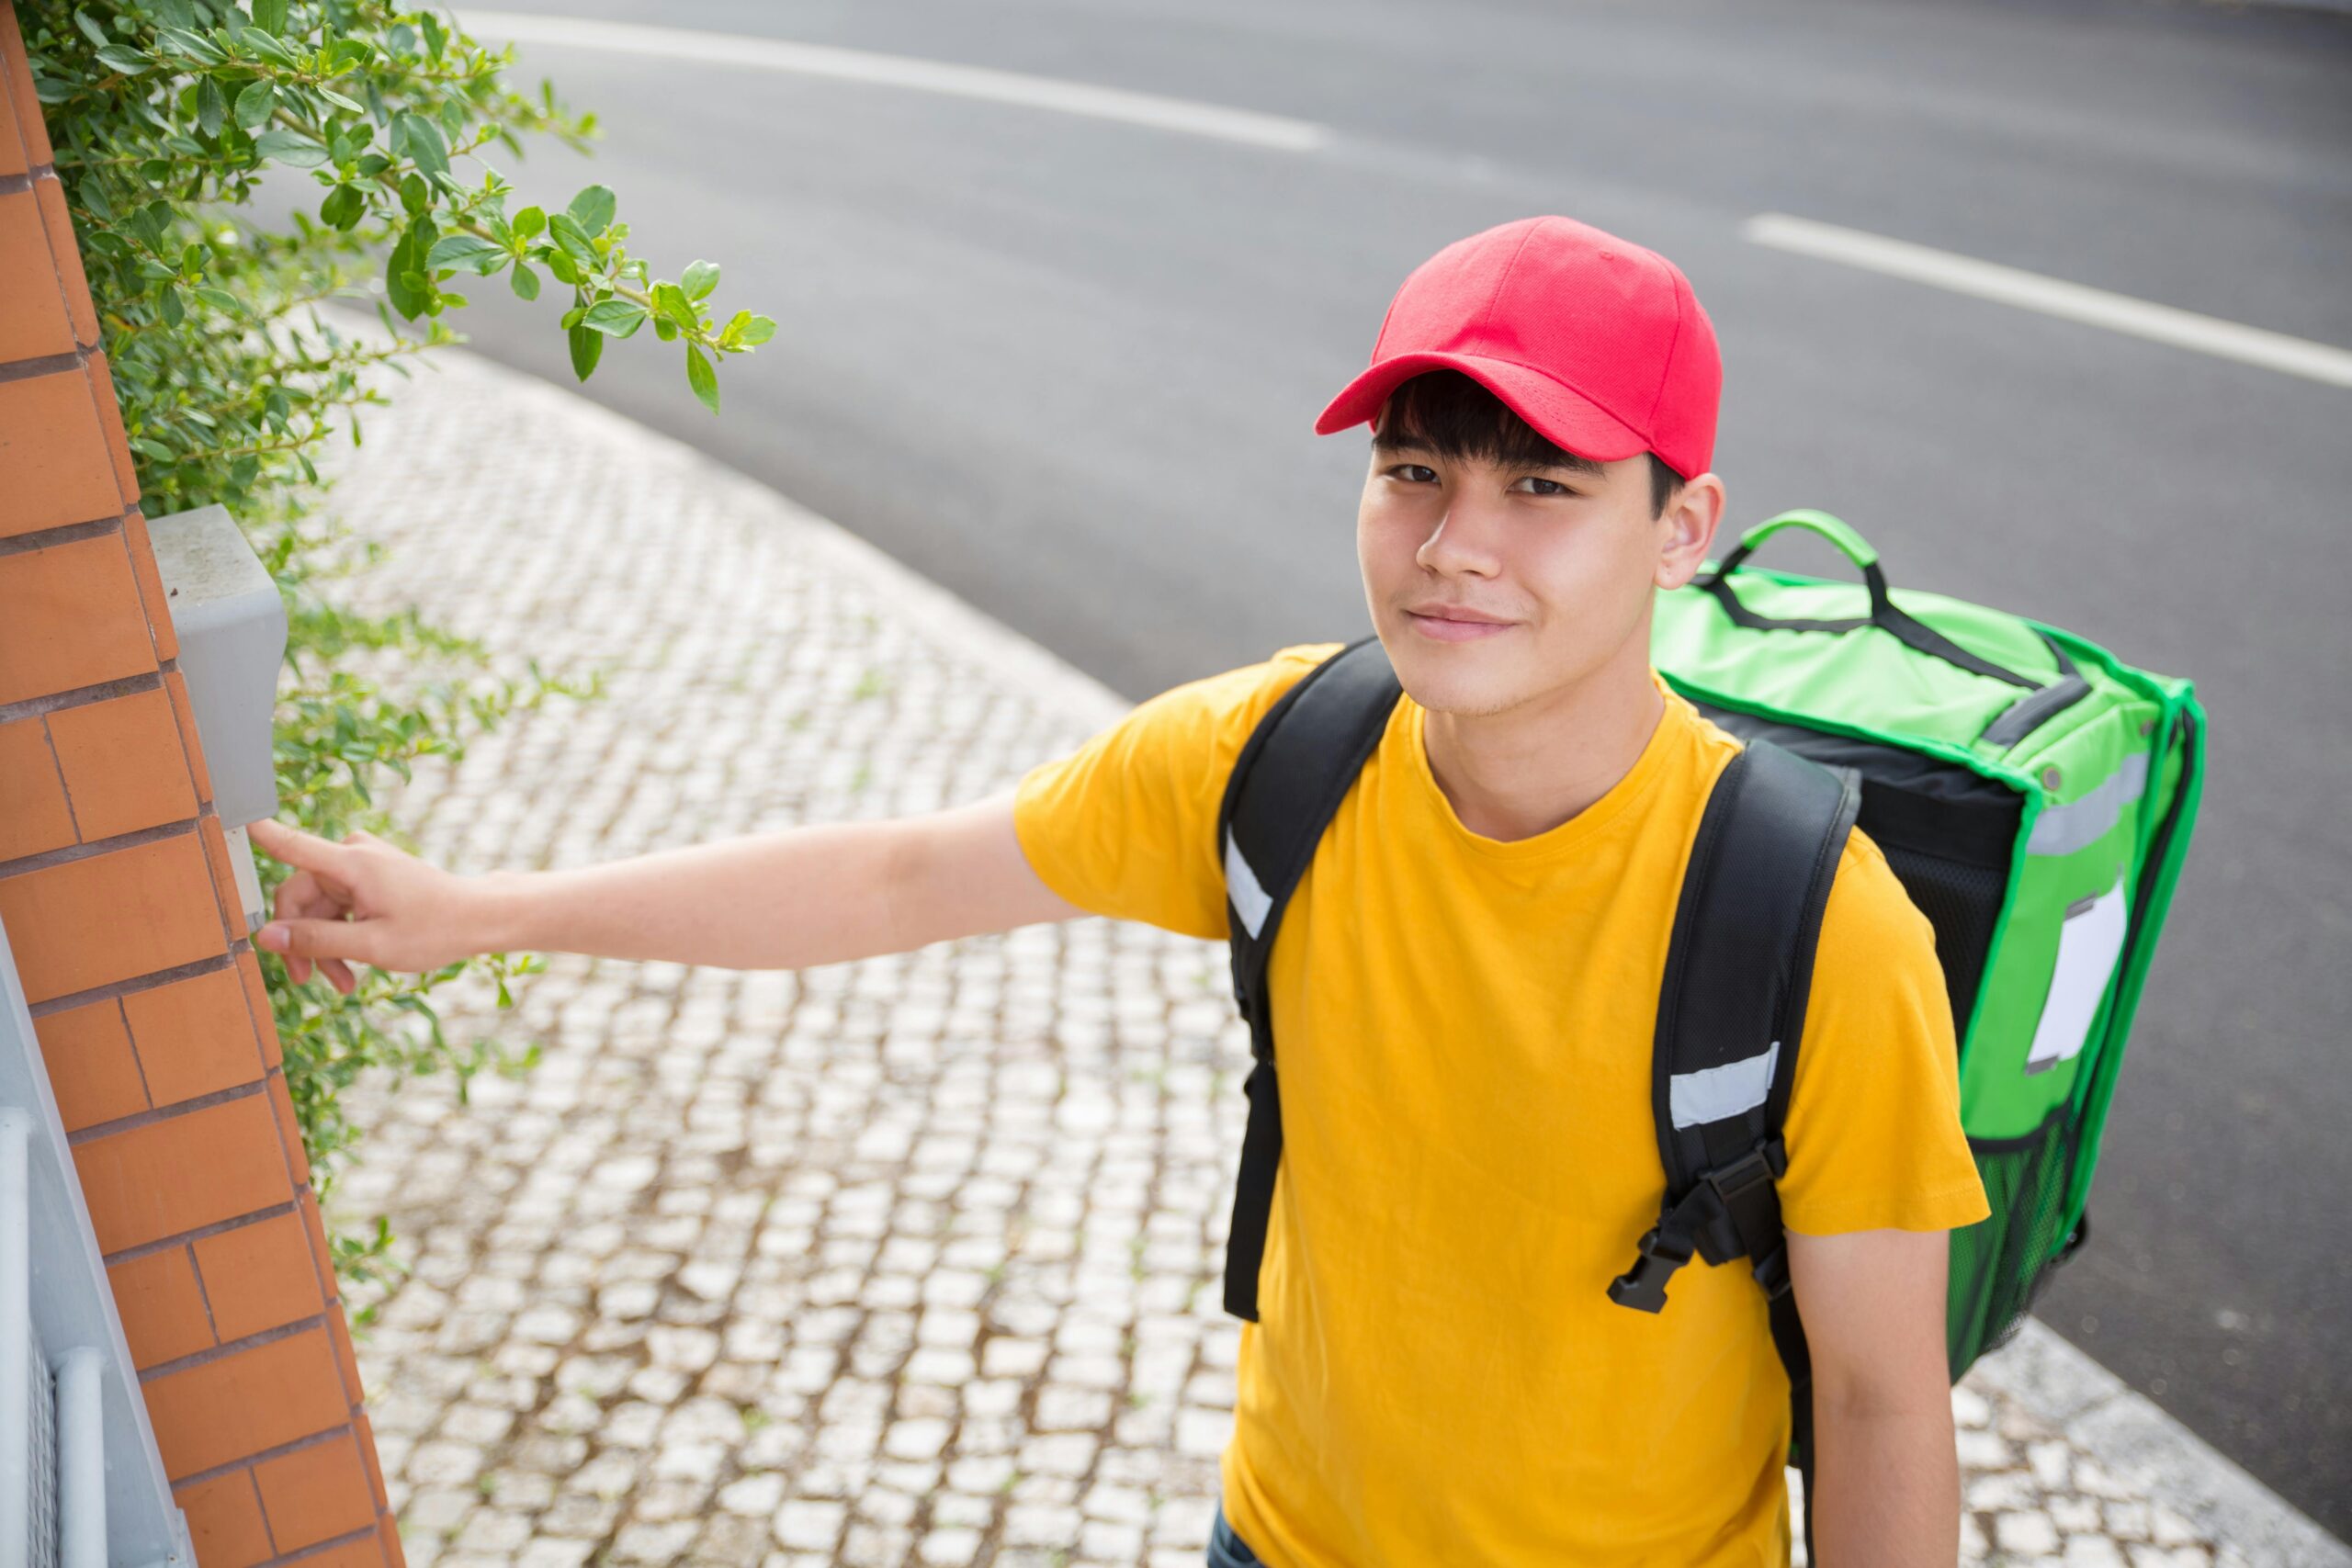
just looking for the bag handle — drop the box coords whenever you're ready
[1696,509,2041,692]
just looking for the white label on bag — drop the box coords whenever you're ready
[2024,876,2131,1076]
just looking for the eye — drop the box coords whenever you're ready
[1514,476,1579,497]
[1385,464,1438,484]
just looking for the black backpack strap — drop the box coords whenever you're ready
[1607,737,1860,1546]
[1216,637,1402,1322]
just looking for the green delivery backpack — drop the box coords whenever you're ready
[1211,508,2206,1529]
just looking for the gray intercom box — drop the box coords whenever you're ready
[145,505,287,931]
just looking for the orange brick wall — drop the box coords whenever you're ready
[0,8,402,1564]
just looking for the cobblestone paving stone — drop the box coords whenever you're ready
[313,342,2245,1567]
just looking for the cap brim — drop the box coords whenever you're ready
[1312,352,1648,465]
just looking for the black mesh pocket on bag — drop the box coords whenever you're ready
[1689,701,2023,1048]
[1947,1108,2086,1374]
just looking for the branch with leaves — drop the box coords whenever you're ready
[21,0,771,1292]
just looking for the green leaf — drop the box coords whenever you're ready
[400,173,429,215]
[651,316,677,343]
[426,234,506,274]
[566,183,616,236]
[581,298,646,336]
[74,9,110,48]
[155,24,223,62]
[95,42,151,73]
[196,75,227,137]
[254,129,329,167]
[568,321,604,382]
[685,344,719,413]
[739,313,777,346]
[251,0,288,35]
[420,10,447,61]
[509,263,540,301]
[318,86,367,114]
[547,212,596,267]
[241,28,298,67]
[652,281,696,330]
[545,250,582,286]
[193,286,243,314]
[386,227,427,319]
[234,78,277,132]
[681,259,719,300]
[511,206,546,242]
[393,111,449,178]
[319,184,364,229]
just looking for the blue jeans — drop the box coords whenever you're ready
[1207,1506,1262,1567]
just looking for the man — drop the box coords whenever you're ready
[253,215,1987,1565]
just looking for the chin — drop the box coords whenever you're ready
[1379,626,1528,718]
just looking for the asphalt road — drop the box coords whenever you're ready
[382,0,2351,1531]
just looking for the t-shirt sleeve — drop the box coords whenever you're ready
[1012,643,1345,942]
[1777,828,1993,1236]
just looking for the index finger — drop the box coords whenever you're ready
[246,818,356,876]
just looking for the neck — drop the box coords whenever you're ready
[1421,654,1668,844]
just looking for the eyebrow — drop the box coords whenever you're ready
[1370,433,1606,477]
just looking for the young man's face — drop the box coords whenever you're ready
[1356,432,1718,719]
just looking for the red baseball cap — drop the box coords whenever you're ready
[1314,216,1721,479]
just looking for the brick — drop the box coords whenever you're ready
[0,186,73,359]
[121,509,176,661]
[124,964,266,1108]
[296,1186,338,1301]
[353,1413,390,1512]
[74,1089,290,1253]
[143,1324,349,1478]
[268,1068,313,1190]
[0,370,122,537]
[0,6,52,167]
[163,668,212,799]
[0,532,153,697]
[0,46,26,181]
[296,1538,392,1568]
[193,1210,324,1343]
[174,1469,277,1568]
[379,1514,406,1568]
[0,831,222,1005]
[35,175,96,351]
[0,715,76,859]
[200,812,247,937]
[235,948,283,1067]
[105,1245,215,1369]
[325,1299,365,1406]
[254,1429,379,1552]
[45,687,198,840]
[32,998,145,1131]
[85,349,140,503]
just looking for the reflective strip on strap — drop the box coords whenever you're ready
[1668,1043,1781,1130]
[1225,831,1272,940]
[2028,752,2150,857]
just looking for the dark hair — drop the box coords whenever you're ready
[1372,369,1684,517]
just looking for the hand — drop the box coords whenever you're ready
[246,818,489,994]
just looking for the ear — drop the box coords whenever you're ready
[1653,473,1726,590]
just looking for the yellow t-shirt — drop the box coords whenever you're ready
[1012,642,1989,1567]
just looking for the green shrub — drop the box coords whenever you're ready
[18,0,770,1294]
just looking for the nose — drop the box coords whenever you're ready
[1415,494,1507,580]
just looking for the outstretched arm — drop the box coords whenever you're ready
[248,788,1083,991]
[1787,1225,1961,1566]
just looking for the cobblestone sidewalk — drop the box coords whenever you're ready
[311,333,2333,1568]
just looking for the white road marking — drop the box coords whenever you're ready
[1745,213,2352,389]
[457,11,1335,153]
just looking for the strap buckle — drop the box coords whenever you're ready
[1607,1138,1790,1314]
[1607,1224,1697,1314]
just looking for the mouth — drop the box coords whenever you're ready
[1403,604,1515,642]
